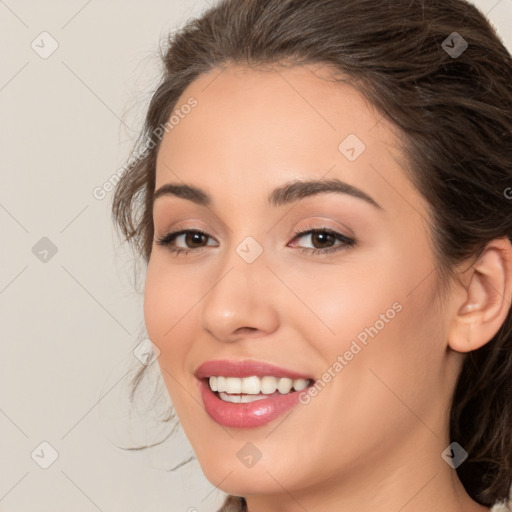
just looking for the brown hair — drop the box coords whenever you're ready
[111,0,512,507]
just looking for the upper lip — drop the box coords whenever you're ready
[194,359,314,381]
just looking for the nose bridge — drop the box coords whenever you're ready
[200,234,279,341]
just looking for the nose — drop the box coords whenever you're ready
[200,243,280,343]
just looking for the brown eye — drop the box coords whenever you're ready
[184,231,208,248]
[310,231,336,249]
[290,228,356,255]
[155,229,218,254]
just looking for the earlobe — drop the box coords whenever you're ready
[448,237,512,353]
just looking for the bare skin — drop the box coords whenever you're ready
[144,63,512,512]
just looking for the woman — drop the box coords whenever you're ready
[111,0,512,510]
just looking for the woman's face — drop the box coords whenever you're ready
[144,64,463,502]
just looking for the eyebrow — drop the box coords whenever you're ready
[152,178,383,210]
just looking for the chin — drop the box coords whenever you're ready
[197,453,291,496]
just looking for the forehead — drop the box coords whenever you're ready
[154,63,416,214]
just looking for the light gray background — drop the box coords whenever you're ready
[1,0,511,511]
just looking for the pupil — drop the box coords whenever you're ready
[313,232,333,249]
[187,232,205,247]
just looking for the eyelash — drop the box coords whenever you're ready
[155,226,356,256]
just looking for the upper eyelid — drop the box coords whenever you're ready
[163,226,346,236]
[160,226,353,245]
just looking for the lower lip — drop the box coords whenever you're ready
[198,379,307,428]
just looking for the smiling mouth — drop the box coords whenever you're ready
[205,375,314,403]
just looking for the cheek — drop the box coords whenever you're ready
[143,258,197,368]
[286,249,443,412]
[279,271,443,473]
[143,262,169,344]
[281,259,403,354]
[143,260,202,422]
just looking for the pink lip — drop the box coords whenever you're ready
[198,380,310,428]
[194,359,314,428]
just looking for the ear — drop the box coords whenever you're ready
[448,237,512,353]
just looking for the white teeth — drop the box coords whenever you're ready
[292,378,309,391]
[241,376,260,394]
[208,375,311,395]
[260,376,278,394]
[277,377,293,394]
[225,377,242,394]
